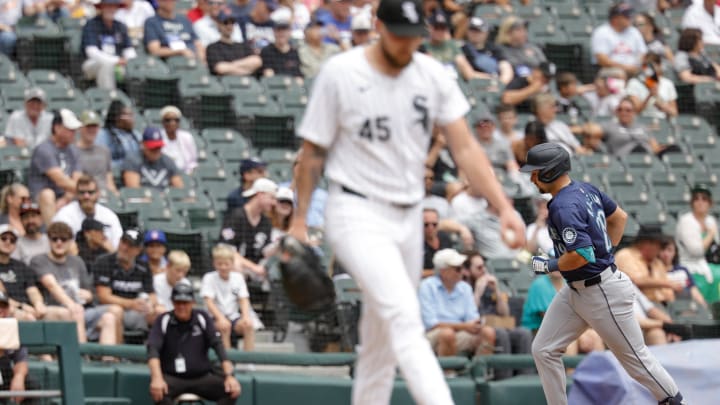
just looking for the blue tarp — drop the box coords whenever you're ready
[568,339,720,405]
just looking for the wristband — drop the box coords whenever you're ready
[548,258,559,272]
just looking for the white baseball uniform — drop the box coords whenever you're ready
[298,47,469,405]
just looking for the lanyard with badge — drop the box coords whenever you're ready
[174,318,192,374]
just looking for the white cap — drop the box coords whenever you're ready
[0,224,19,238]
[432,249,467,270]
[276,187,295,202]
[271,7,292,27]
[53,109,83,131]
[242,178,278,198]
[351,12,372,31]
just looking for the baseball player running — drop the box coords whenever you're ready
[287,0,526,403]
[522,143,684,405]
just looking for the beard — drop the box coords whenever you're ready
[380,40,413,69]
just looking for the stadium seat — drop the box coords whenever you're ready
[166,187,213,211]
[252,112,297,150]
[27,69,73,90]
[84,87,134,114]
[165,230,207,275]
[486,258,521,275]
[621,153,666,175]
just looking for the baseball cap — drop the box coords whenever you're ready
[469,17,489,32]
[217,11,235,24]
[351,12,372,31]
[276,187,295,202]
[25,87,46,103]
[473,110,495,125]
[52,109,83,131]
[635,224,666,243]
[79,110,101,126]
[539,61,557,78]
[0,291,8,306]
[428,10,449,27]
[271,7,292,28]
[432,249,467,270]
[306,17,325,28]
[144,229,167,245]
[0,224,19,239]
[242,177,278,198]
[691,183,713,198]
[19,201,41,216]
[142,126,164,149]
[171,283,195,302]
[121,228,143,246]
[376,0,426,37]
[609,2,634,18]
[81,218,107,232]
[240,157,267,175]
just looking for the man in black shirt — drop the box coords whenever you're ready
[260,8,302,77]
[206,11,262,76]
[95,229,161,333]
[77,218,111,273]
[147,283,241,404]
[423,208,453,278]
[220,178,276,278]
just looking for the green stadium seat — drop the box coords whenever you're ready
[30,32,72,73]
[609,182,652,205]
[472,4,508,23]
[143,73,181,109]
[165,229,207,274]
[486,258,521,275]
[0,82,30,111]
[685,170,718,187]
[621,153,666,175]
[662,153,700,174]
[166,187,213,210]
[183,207,222,233]
[261,75,306,99]
[27,69,73,90]
[221,75,264,94]
[260,147,296,163]
[45,87,89,114]
[84,87,133,114]
[166,55,209,73]
[513,3,544,19]
[252,112,297,150]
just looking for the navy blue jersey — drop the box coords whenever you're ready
[547,181,617,282]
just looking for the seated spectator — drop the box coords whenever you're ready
[512,121,547,165]
[153,250,191,310]
[616,224,677,304]
[583,67,627,118]
[29,109,82,225]
[158,106,197,175]
[461,17,513,85]
[115,0,155,40]
[95,228,160,334]
[532,93,589,156]
[525,193,553,255]
[194,0,244,47]
[674,28,720,84]
[268,187,293,244]
[143,0,205,61]
[278,150,327,229]
[186,0,209,23]
[472,111,519,173]
[13,203,49,265]
[521,271,605,353]
[122,127,184,190]
[592,96,668,157]
[632,283,678,345]
[81,0,137,90]
[33,221,120,344]
[422,169,450,219]
[423,208,453,276]
[201,244,260,350]
[147,283,241,404]
[236,0,277,52]
[625,53,678,119]
[52,175,123,250]
[419,249,496,356]
[471,197,522,260]
[76,111,118,196]
[494,104,522,142]
[0,290,41,403]
[220,178,277,279]
[4,88,53,149]
[226,157,268,212]
[634,12,674,64]
[591,2,646,77]
[96,100,142,170]
[206,11,262,76]
[230,0,256,21]
[555,72,593,121]
[142,230,168,275]
[659,238,708,309]
[421,11,484,81]
[0,183,30,236]
[350,11,373,47]
[77,218,111,271]
[0,223,65,322]
[0,0,21,57]
[315,0,352,49]
[681,0,720,46]
[260,8,302,77]
[23,0,69,23]
[298,18,339,78]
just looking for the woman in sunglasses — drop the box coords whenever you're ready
[158,105,197,175]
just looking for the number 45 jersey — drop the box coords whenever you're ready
[546,181,618,282]
[297,47,470,206]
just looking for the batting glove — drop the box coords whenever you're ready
[531,256,559,275]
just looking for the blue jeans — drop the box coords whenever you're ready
[0,30,16,56]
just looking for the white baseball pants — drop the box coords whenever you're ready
[325,188,454,405]
[532,270,679,405]
[82,58,117,90]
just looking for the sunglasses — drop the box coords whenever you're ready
[163,118,180,123]
[50,236,70,243]
[0,236,17,244]
[617,107,634,112]
[78,189,97,196]
[424,222,438,227]
[451,266,463,272]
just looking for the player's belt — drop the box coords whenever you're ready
[340,185,416,209]
[568,265,617,291]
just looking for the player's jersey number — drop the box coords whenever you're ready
[594,208,613,252]
[359,116,391,141]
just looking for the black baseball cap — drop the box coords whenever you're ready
[121,228,143,246]
[376,0,426,37]
[0,290,8,306]
[691,183,712,199]
[609,2,634,18]
[82,218,107,232]
[171,283,195,302]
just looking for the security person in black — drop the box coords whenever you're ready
[147,283,241,404]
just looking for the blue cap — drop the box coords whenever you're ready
[142,126,164,149]
[240,157,267,175]
[217,10,235,23]
[144,229,167,245]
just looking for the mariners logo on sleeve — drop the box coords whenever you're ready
[562,227,577,244]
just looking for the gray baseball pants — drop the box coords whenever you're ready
[532,269,679,405]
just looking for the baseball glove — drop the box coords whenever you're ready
[277,236,336,312]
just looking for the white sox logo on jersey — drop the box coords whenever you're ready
[413,95,429,132]
[401,1,419,23]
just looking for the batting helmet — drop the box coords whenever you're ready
[519,143,571,183]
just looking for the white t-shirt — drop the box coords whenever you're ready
[544,120,579,155]
[115,0,155,36]
[625,77,677,119]
[526,222,553,255]
[200,271,249,320]
[153,274,190,309]
[193,15,244,47]
[52,201,123,249]
[161,129,198,175]
[298,48,470,205]
[682,1,720,46]
[591,23,647,67]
